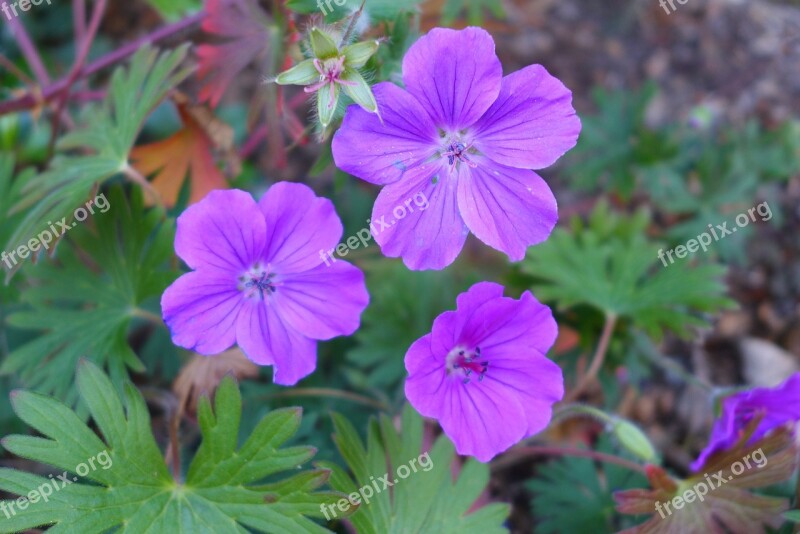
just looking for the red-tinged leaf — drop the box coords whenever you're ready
[614,430,796,533]
[131,95,234,207]
[196,0,272,107]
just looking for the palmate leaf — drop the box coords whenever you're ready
[319,404,509,533]
[0,188,176,413]
[528,437,648,534]
[4,45,192,276]
[521,201,736,339]
[0,361,340,533]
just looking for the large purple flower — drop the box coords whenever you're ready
[161,184,369,386]
[691,374,800,471]
[332,27,581,270]
[404,282,563,461]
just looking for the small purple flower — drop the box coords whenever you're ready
[332,27,581,270]
[404,282,563,461]
[161,184,369,386]
[691,374,800,472]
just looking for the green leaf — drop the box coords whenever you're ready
[0,188,177,414]
[784,510,800,523]
[276,58,321,85]
[521,201,736,340]
[286,0,422,22]
[0,361,340,533]
[442,0,505,25]
[342,40,381,68]
[309,28,340,59]
[4,46,192,276]
[528,436,648,533]
[143,0,202,20]
[317,83,341,129]
[341,67,378,113]
[321,404,509,532]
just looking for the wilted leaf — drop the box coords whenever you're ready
[173,348,259,415]
[131,92,236,207]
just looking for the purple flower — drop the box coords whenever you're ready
[332,27,581,270]
[161,184,369,386]
[404,282,563,461]
[691,374,800,472]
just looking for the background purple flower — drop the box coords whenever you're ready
[161,184,369,386]
[332,27,581,270]
[404,281,563,461]
[691,373,800,472]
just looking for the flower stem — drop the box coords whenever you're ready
[565,312,618,402]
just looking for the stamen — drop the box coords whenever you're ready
[448,346,488,384]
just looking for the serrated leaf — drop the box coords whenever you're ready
[4,46,191,277]
[0,361,339,533]
[0,188,177,415]
[323,404,509,533]
[131,96,232,207]
[528,436,648,533]
[521,201,736,340]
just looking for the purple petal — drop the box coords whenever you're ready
[472,65,581,169]
[402,27,502,130]
[484,354,563,436]
[457,161,557,261]
[258,182,343,273]
[235,299,317,386]
[406,325,530,462]
[332,82,440,185]
[461,290,558,357]
[404,333,448,418]
[174,189,266,273]
[691,373,800,471]
[161,270,242,354]
[274,261,369,340]
[438,382,528,462]
[372,163,468,270]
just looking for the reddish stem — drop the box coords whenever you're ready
[0,12,205,116]
[6,15,50,85]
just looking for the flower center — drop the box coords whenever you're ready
[304,56,358,108]
[441,137,478,173]
[239,264,278,300]
[446,346,488,384]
